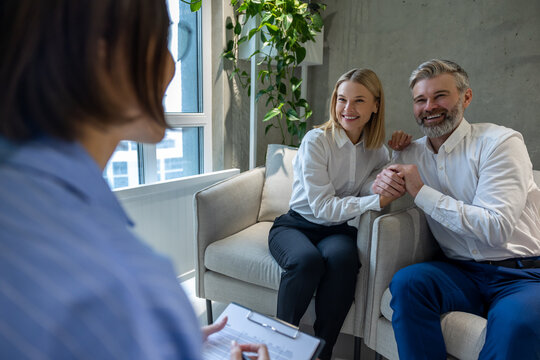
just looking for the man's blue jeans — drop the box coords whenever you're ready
[389,258,540,360]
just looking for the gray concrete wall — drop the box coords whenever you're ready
[308,0,540,169]
[215,0,540,171]
[212,0,283,172]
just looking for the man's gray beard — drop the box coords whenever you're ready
[417,101,463,138]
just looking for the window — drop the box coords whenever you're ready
[103,0,212,190]
[156,128,202,181]
[113,162,128,175]
[103,141,139,189]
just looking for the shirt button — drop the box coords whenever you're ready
[439,166,444,170]
[472,250,478,255]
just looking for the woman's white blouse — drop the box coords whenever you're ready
[289,128,389,225]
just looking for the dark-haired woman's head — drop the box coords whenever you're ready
[1,0,173,143]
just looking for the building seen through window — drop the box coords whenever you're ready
[156,128,201,182]
[103,141,139,189]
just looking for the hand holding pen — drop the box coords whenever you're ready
[230,340,270,360]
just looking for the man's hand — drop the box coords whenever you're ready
[387,164,424,198]
[372,168,406,198]
[388,130,412,151]
[230,341,270,360]
[201,316,228,341]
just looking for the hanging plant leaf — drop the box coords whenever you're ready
[263,108,281,122]
[296,98,308,108]
[295,46,306,64]
[291,77,302,92]
[248,28,258,40]
[278,82,287,95]
[283,14,293,30]
[265,23,279,32]
[234,22,242,35]
[237,36,248,45]
[286,109,300,121]
[311,12,324,29]
[189,0,202,12]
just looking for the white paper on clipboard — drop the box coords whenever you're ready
[202,303,323,360]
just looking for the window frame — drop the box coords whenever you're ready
[133,2,212,187]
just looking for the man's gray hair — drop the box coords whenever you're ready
[409,59,470,94]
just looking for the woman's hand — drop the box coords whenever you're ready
[388,130,412,151]
[201,316,228,342]
[230,340,270,360]
[203,319,270,359]
[379,194,398,208]
[372,168,406,198]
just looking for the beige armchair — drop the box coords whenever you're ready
[194,144,384,360]
[363,170,540,360]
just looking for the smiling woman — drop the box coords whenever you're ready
[322,68,386,149]
[266,69,404,360]
[335,81,379,144]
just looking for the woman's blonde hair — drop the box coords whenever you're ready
[318,68,385,149]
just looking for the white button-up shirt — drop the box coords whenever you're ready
[395,119,540,261]
[289,128,389,225]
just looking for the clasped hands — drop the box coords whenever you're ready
[372,164,424,203]
[374,131,424,205]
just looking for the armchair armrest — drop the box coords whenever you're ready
[363,206,439,346]
[350,193,415,335]
[352,209,383,335]
[194,167,266,297]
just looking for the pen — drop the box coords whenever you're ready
[232,340,251,360]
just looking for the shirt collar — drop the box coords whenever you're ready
[5,136,133,226]
[422,118,470,154]
[440,118,471,153]
[335,127,365,149]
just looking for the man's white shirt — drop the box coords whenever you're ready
[394,119,540,261]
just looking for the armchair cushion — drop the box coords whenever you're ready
[204,221,282,290]
[380,288,393,321]
[196,143,390,339]
[379,289,487,359]
[258,144,298,222]
[441,312,487,360]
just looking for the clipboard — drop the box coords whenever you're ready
[202,302,325,360]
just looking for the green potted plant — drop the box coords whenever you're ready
[222,0,325,146]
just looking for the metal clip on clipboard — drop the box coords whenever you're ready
[246,310,299,339]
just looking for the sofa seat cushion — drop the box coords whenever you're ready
[380,287,487,359]
[204,221,282,290]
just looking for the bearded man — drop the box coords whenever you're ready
[372,59,540,360]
